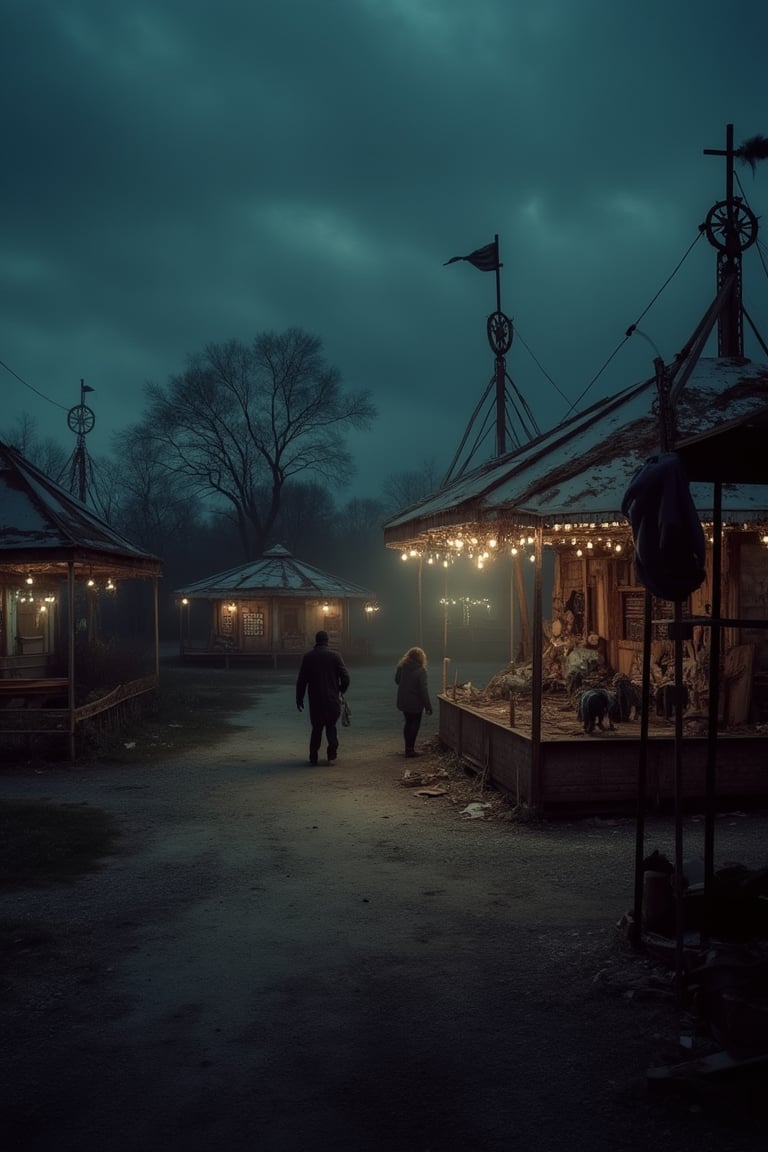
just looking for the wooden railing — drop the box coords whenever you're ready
[0,674,159,752]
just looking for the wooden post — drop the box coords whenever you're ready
[529,527,544,808]
[67,562,75,762]
[514,554,531,661]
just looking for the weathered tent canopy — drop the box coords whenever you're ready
[381,353,768,816]
[0,442,162,579]
[175,544,374,601]
[174,545,377,663]
[384,358,768,548]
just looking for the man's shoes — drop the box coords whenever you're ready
[308,758,318,766]
[327,752,337,763]
[405,749,420,758]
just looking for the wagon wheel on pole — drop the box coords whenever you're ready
[486,311,514,355]
[67,404,95,436]
[703,199,758,253]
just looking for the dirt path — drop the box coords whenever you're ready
[1,664,766,1151]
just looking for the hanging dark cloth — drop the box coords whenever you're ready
[621,451,706,600]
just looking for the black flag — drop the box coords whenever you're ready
[443,239,499,272]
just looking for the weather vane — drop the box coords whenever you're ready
[66,378,96,503]
[702,124,767,357]
[442,235,540,485]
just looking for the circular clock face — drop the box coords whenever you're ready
[67,404,96,435]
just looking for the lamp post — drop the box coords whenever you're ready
[178,597,189,656]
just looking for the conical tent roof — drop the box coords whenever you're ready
[174,545,374,600]
[0,441,161,577]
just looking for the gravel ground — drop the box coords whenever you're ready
[1,660,767,1152]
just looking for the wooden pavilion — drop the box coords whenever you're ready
[0,441,162,759]
[173,545,377,666]
[384,124,768,815]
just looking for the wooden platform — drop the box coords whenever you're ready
[180,647,303,670]
[179,637,371,669]
[438,692,768,817]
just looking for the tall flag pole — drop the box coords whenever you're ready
[702,124,767,357]
[66,378,96,503]
[444,234,539,466]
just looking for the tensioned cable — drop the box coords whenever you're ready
[514,329,570,406]
[559,229,706,423]
[735,169,768,286]
[0,356,69,411]
[743,307,768,359]
[732,168,768,281]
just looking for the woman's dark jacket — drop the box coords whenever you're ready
[296,644,350,724]
[395,660,432,714]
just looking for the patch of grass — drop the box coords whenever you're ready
[0,800,119,888]
[90,665,259,764]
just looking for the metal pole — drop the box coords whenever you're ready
[631,588,653,947]
[67,562,76,762]
[703,480,723,943]
[442,565,449,665]
[673,598,685,1004]
[495,354,506,457]
[494,233,501,315]
[509,554,515,663]
[529,527,544,809]
[494,234,506,457]
[417,556,423,649]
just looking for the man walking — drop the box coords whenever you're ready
[296,630,350,765]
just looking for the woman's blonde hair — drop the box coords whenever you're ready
[398,646,427,668]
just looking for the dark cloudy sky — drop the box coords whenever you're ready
[3,0,767,499]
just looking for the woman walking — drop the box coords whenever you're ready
[395,646,433,758]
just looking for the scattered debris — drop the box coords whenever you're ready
[460,802,492,819]
[647,1047,768,1088]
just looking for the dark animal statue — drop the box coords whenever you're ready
[578,688,619,734]
[655,682,689,719]
[612,674,642,721]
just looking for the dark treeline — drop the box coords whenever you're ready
[3,328,442,649]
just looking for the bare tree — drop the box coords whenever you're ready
[331,495,388,586]
[270,480,336,558]
[143,329,376,559]
[105,424,204,561]
[382,459,440,516]
[1,412,68,480]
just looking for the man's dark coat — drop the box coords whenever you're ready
[296,643,350,724]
